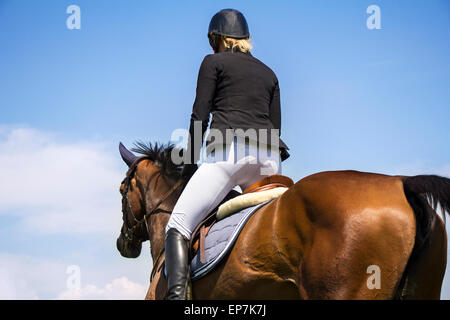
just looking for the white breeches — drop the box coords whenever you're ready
[165,140,282,239]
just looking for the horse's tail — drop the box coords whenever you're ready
[403,175,450,243]
[396,175,450,299]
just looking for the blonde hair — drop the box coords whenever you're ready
[219,36,252,53]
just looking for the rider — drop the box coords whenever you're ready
[164,8,289,299]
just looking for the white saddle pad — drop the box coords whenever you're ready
[216,187,288,220]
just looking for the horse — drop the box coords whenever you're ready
[116,142,450,299]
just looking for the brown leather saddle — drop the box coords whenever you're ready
[189,174,294,264]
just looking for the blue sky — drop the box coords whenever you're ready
[0,0,449,299]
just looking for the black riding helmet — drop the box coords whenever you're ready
[208,9,250,52]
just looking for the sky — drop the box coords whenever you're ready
[0,0,449,299]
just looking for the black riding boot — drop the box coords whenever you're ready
[165,228,190,300]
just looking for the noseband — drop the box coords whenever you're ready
[120,157,184,242]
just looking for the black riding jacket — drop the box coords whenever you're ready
[187,49,289,163]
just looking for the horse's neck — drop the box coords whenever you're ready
[143,172,185,263]
[148,213,171,263]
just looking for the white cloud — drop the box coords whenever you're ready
[0,266,37,300]
[0,126,125,234]
[0,253,66,299]
[0,252,152,300]
[57,277,147,300]
[0,126,153,301]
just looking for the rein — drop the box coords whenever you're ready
[121,156,184,242]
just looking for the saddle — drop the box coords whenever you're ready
[189,174,293,263]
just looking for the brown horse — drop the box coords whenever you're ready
[116,142,450,299]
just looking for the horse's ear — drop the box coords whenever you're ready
[119,142,137,167]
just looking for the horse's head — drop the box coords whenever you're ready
[116,142,185,260]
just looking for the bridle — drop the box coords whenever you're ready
[120,156,184,243]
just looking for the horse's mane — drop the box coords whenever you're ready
[131,141,184,181]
